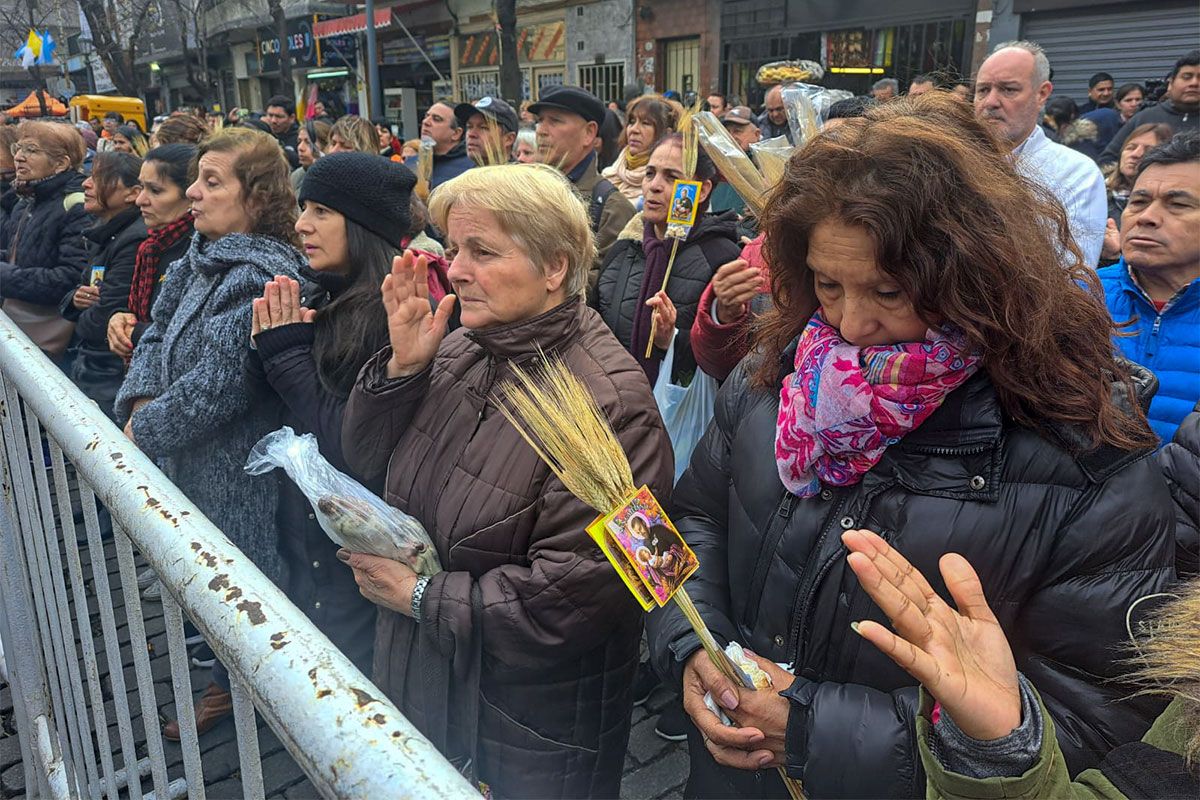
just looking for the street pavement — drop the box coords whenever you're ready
[0,534,689,799]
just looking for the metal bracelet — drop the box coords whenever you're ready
[410,576,431,623]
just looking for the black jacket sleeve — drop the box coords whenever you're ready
[251,322,355,474]
[1159,403,1200,578]
[781,679,923,796]
[646,362,749,683]
[75,235,142,345]
[0,204,90,305]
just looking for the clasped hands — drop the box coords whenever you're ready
[681,528,1022,773]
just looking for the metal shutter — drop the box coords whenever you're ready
[1021,1,1198,101]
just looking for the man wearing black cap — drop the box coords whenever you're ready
[530,85,635,293]
[455,97,519,165]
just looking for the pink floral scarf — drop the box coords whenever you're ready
[775,311,980,497]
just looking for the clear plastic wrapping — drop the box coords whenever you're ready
[755,59,825,86]
[749,136,792,187]
[694,111,769,216]
[245,427,441,575]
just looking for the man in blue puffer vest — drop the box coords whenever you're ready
[1099,131,1199,442]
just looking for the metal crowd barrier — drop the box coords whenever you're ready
[0,312,477,800]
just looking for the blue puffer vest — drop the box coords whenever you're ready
[1099,260,1200,442]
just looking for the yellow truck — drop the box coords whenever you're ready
[69,95,148,132]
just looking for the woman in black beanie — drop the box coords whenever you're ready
[243,151,418,673]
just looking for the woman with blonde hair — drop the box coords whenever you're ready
[338,163,673,798]
[327,114,378,154]
[116,127,306,740]
[602,94,679,205]
[0,120,90,360]
[1099,122,1173,263]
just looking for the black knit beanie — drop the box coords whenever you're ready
[298,153,416,246]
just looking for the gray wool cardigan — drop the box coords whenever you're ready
[116,232,306,583]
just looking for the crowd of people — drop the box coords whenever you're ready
[0,37,1196,800]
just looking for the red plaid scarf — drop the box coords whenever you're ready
[129,213,193,321]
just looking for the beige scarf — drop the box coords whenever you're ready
[602,147,649,202]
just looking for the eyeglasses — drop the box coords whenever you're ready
[10,143,46,157]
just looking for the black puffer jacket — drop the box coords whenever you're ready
[593,211,740,383]
[0,171,90,304]
[647,346,1176,799]
[1159,401,1199,578]
[243,275,385,674]
[60,206,147,419]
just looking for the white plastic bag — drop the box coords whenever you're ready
[653,331,718,483]
[245,427,441,575]
[703,642,793,725]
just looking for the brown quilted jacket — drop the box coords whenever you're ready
[342,298,673,799]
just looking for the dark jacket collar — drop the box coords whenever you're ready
[84,205,143,244]
[465,298,583,361]
[436,139,469,163]
[23,169,83,201]
[567,151,597,184]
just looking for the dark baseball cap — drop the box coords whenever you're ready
[528,85,605,126]
[454,96,519,134]
[721,106,756,127]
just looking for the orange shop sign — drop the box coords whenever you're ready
[457,21,565,68]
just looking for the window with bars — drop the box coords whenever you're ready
[578,62,626,105]
[455,68,563,101]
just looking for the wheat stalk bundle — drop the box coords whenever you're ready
[494,355,805,800]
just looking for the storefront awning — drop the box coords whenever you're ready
[314,8,392,39]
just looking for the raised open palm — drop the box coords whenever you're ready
[843,529,1021,741]
[382,250,456,378]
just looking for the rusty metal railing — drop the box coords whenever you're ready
[0,311,476,799]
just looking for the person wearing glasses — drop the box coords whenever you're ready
[0,121,91,362]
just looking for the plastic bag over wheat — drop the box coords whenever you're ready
[245,426,441,575]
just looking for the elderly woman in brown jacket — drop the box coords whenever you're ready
[339,163,674,799]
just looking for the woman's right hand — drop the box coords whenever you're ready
[681,650,775,770]
[73,284,100,310]
[711,259,762,321]
[382,250,456,379]
[107,312,137,358]
[843,529,1021,741]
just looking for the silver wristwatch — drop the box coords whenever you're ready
[410,576,431,623]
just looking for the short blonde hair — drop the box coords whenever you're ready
[428,164,594,298]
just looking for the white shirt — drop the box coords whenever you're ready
[1011,125,1108,268]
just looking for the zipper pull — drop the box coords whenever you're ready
[778,494,797,517]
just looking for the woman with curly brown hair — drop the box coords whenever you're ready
[114,127,306,740]
[646,91,1176,798]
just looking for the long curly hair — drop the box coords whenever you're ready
[197,127,299,247]
[755,91,1155,452]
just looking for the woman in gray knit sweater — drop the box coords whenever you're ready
[115,127,306,738]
